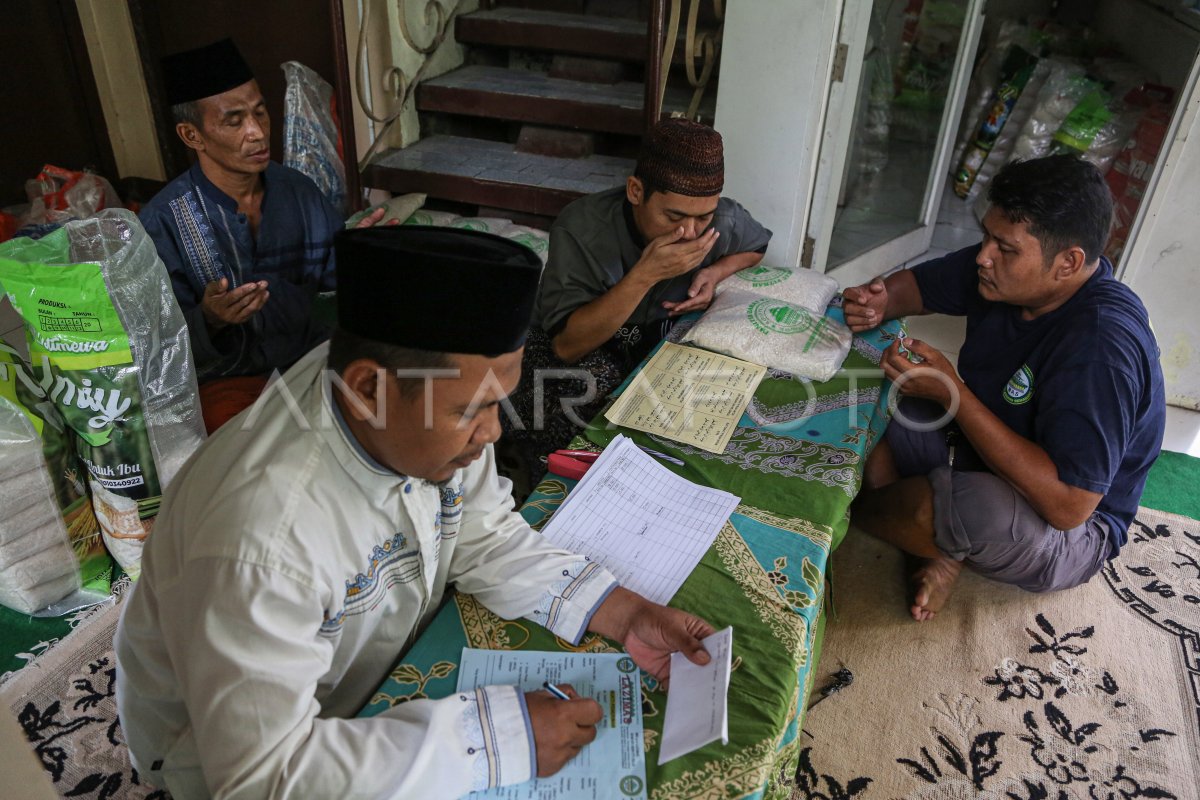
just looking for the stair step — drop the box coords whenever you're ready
[418,65,692,136]
[516,126,596,158]
[362,135,633,218]
[549,55,628,84]
[457,8,648,62]
[491,0,586,13]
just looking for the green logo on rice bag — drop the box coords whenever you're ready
[508,232,547,256]
[746,298,842,354]
[736,265,791,288]
[747,298,817,335]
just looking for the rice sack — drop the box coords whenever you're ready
[722,264,840,312]
[681,287,853,382]
[0,355,113,614]
[0,210,205,578]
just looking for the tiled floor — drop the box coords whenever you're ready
[903,188,1200,458]
[831,140,944,265]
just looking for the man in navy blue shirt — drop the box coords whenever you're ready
[843,155,1164,622]
[141,39,386,432]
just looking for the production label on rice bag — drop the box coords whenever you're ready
[0,230,161,555]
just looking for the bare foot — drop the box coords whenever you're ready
[909,556,963,622]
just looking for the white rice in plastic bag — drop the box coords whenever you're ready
[723,265,839,312]
[0,397,81,614]
[402,212,550,265]
[682,287,853,382]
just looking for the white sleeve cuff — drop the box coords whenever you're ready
[525,559,619,645]
[459,684,536,791]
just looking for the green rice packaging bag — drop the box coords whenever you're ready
[0,210,205,579]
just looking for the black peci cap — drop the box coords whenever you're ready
[334,226,543,355]
[162,38,255,107]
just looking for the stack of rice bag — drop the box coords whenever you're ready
[0,394,99,614]
[403,209,550,264]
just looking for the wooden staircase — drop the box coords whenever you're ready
[362,0,718,227]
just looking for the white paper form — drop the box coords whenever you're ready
[658,626,733,764]
[458,649,648,800]
[539,435,739,606]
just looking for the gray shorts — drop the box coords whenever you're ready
[886,399,1110,593]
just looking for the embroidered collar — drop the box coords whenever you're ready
[315,364,410,497]
[189,161,271,215]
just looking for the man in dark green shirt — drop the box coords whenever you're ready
[500,120,770,499]
[536,119,772,369]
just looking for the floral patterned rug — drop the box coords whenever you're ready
[791,506,1200,800]
[0,581,162,799]
[2,507,1196,799]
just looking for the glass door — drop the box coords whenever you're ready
[806,0,986,285]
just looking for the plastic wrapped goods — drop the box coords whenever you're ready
[1,344,112,612]
[951,20,1041,170]
[402,211,551,265]
[892,0,968,142]
[0,394,99,615]
[954,47,1040,197]
[1005,61,1143,179]
[681,288,853,382]
[283,61,347,214]
[23,164,122,229]
[0,210,205,577]
[722,265,840,313]
[1050,91,1142,176]
[1010,67,1097,162]
[344,193,426,228]
[960,57,1056,202]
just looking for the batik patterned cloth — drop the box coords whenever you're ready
[361,308,905,799]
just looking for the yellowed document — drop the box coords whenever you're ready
[604,342,766,454]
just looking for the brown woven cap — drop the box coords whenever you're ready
[635,118,724,197]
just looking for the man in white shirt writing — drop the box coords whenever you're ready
[115,226,714,799]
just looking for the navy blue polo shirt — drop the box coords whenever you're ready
[911,244,1165,556]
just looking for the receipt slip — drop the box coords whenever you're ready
[657,626,733,764]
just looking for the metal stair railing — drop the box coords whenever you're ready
[650,0,725,128]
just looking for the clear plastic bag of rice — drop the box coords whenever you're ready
[720,264,839,313]
[682,287,853,382]
[0,393,114,615]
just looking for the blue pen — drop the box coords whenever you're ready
[638,445,685,466]
[542,681,571,700]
